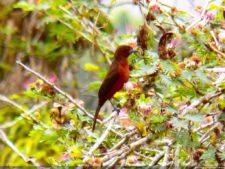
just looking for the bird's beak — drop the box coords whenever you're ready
[129,47,138,54]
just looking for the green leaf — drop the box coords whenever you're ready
[171,117,188,129]
[219,152,225,160]
[177,130,191,147]
[14,1,35,11]
[150,115,167,123]
[130,65,158,77]
[160,60,178,75]
[209,3,223,10]
[200,146,216,162]
[183,114,204,122]
[88,81,101,91]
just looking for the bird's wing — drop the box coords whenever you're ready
[98,61,120,102]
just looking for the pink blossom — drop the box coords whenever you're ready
[205,12,214,20]
[124,82,140,92]
[22,78,33,89]
[170,38,181,47]
[218,30,225,43]
[118,108,129,119]
[124,82,133,91]
[138,103,151,114]
[59,153,70,161]
[221,21,225,29]
[49,74,58,83]
[150,3,161,13]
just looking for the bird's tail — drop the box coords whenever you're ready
[92,104,101,131]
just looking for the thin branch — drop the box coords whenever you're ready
[210,31,220,49]
[16,60,123,136]
[194,121,215,133]
[83,114,116,162]
[158,0,194,16]
[102,111,117,124]
[199,122,220,144]
[207,67,225,73]
[103,129,166,166]
[0,100,48,129]
[206,42,225,59]
[147,151,165,168]
[162,146,170,166]
[134,151,152,160]
[174,144,181,166]
[179,91,223,117]
[185,0,211,31]
[0,94,47,128]
[0,129,38,165]
[108,129,137,152]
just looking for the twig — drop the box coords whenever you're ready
[102,111,117,124]
[134,151,152,160]
[206,42,225,59]
[158,0,194,16]
[185,0,211,31]
[214,73,225,85]
[0,94,47,128]
[174,144,180,166]
[179,91,223,117]
[210,31,220,49]
[103,129,166,166]
[108,129,137,152]
[83,114,116,162]
[194,121,214,133]
[0,99,48,129]
[147,151,165,168]
[199,122,220,144]
[16,60,123,137]
[0,129,38,165]
[207,67,225,73]
[162,146,170,166]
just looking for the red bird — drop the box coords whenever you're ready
[92,45,137,131]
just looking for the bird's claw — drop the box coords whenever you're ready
[113,107,120,115]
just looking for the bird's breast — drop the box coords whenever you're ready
[118,62,129,82]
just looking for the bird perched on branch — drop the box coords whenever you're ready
[92,44,137,131]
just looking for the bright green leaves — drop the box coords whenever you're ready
[87,81,101,91]
[200,146,217,165]
[14,1,35,11]
[131,65,158,77]
[150,114,167,123]
[83,63,99,72]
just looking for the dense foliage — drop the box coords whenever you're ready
[0,0,225,167]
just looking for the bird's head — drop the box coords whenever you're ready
[114,44,137,60]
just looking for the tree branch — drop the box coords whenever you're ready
[179,91,223,117]
[0,94,48,128]
[0,129,38,165]
[16,60,123,137]
[83,114,116,162]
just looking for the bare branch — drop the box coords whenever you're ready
[185,0,211,31]
[206,42,225,59]
[207,67,225,73]
[0,129,38,165]
[16,60,123,137]
[83,114,116,162]
[194,121,215,133]
[0,94,48,128]
[147,151,165,168]
[210,31,220,49]
[179,91,223,117]
[199,122,220,144]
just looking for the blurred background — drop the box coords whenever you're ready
[0,0,220,110]
[0,0,224,166]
